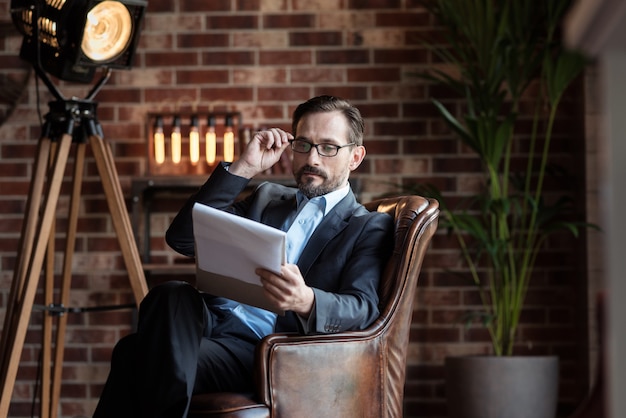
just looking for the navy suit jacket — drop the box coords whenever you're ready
[165,163,394,334]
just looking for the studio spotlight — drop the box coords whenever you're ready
[11,0,147,83]
[0,1,148,417]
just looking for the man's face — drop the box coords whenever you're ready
[292,110,365,198]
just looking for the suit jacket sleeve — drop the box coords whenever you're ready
[316,212,393,334]
[165,162,251,257]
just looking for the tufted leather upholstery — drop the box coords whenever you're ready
[188,195,439,418]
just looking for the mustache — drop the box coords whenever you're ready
[296,165,327,179]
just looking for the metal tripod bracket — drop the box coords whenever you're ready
[44,99,104,144]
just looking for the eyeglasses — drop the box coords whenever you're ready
[289,139,355,157]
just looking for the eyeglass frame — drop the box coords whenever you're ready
[289,139,356,157]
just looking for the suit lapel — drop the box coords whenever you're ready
[296,191,358,277]
[262,196,297,229]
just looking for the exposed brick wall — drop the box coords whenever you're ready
[0,0,590,417]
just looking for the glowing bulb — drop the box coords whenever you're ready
[171,116,182,164]
[189,115,200,165]
[223,115,235,163]
[205,115,216,165]
[82,1,133,62]
[153,116,165,165]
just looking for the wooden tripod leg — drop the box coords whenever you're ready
[41,138,58,418]
[89,134,147,304]
[0,137,51,359]
[41,194,56,418]
[0,133,73,418]
[46,142,86,418]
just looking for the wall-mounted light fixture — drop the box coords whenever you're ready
[206,114,217,165]
[223,114,235,163]
[147,111,246,176]
[170,115,182,165]
[189,115,201,165]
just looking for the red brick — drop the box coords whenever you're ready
[260,50,313,65]
[180,0,231,12]
[374,120,428,137]
[313,85,368,100]
[374,48,428,64]
[176,69,231,85]
[290,31,343,47]
[145,52,200,67]
[290,67,345,83]
[355,102,399,118]
[200,87,255,102]
[376,11,430,27]
[237,0,260,12]
[317,49,369,65]
[178,33,230,49]
[264,14,316,28]
[144,88,200,103]
[349,0,401,9]
[207,14,259,30]
[347,67,401,82]
[202,51,256,66]
[251,105,289,120]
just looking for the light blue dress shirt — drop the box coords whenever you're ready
[210,185,350,338]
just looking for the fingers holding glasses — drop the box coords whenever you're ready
[230,127,294,178]
[255,128,293,151]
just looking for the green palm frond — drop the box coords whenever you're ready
[416,0,591,356]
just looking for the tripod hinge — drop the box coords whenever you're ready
[34,303,73,316]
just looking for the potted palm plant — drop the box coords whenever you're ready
[415,0,590,417]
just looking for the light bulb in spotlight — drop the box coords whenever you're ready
[82,1,133,62]
[171,116,182,164]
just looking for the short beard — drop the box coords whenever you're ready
[298,181,330,199]
[295,165,344,198]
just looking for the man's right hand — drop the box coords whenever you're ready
[229,128,293,178]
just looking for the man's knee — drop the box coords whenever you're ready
[141,280,199,309]
[137,281,205,330]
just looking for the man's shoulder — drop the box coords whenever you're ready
[355,205,394,225]
[345,198,394,228]
[255,181,298,199]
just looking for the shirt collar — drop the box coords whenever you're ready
[295,183,350,216]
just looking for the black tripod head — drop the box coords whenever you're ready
[43,99,103,144]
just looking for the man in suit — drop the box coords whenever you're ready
[93,95,394,418]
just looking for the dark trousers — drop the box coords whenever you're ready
[93,281,260,418]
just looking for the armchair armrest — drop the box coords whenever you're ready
[254,330,386,417]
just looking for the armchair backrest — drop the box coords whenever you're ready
[363,195,439,416]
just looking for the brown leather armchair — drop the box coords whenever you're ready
[188,195,440,418]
